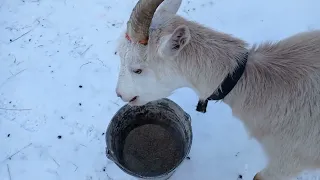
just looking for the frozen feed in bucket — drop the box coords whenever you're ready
[105,98,193,180]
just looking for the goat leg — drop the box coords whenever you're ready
[196,99,208,113]
[253,156,304,180]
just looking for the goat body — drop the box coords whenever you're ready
[226,30,320,180]
[115,0,320,179]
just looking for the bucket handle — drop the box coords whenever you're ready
[105,147,115,162]
[105,147,135,176]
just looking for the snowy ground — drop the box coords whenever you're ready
[1,0,320,179]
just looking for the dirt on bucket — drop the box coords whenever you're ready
[122,123,183,177]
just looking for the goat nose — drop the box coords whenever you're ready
[116,90,122,98]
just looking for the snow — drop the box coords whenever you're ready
[0,0,320,179]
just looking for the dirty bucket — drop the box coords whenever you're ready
[105,98,193,180]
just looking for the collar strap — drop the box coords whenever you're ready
[208,51,249,101]
[125,33,148,45]
[196,52,248,113]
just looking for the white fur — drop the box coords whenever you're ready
[115,0,320,179]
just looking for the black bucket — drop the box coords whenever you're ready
[105,98,193,180]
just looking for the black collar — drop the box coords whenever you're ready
[208,51,249,100]
[196,52,249,113]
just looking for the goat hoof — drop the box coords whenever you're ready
[253,173,262,180]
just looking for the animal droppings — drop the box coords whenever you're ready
[122,124,183,176]
[57,135,62,139]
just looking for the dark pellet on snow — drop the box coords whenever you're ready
[79,103,82,106]
[79,85,83,88]
[7,134,10,137]
[101,133,105,136]
[186,156,191,160]
[238,174,243,179]
[57,135,62,139]
[102,167,106,172]
[122,124,183,176]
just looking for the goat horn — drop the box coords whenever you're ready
[127,0,165,44]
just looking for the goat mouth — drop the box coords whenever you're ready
[129,96,138,103]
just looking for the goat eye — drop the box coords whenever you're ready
[133,69,142,74]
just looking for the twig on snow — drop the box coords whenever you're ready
[80,44,93,56]
[71,162,78,172]
[9,19,40,43]
[97,59,107,68]
[0,69,26,89]
[80,62,92,69]
[0,107,32,111]
[79,144,87,147]
[9,29,33,43]
[2,143,33,162]
[106,173,113,180]
[7,164,12,180]
[109,100,120,106]
[51,157,60,167]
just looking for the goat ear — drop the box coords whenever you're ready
[159,25,191,57]
[151,0,182,29]
[158,0,182,15]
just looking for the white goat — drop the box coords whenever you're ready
[115,0,320,179]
